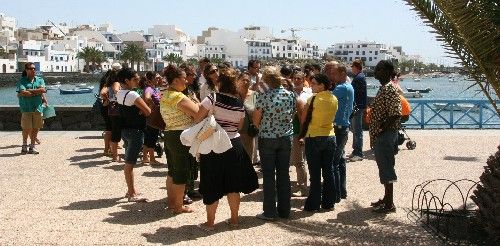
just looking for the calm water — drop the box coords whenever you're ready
[0,77,497,105]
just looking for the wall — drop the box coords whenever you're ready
[0,105,105,131]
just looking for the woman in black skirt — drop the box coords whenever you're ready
[195,67,259,231]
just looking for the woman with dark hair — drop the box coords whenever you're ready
[237,71,259,164]
[369,60,401,213]
[299,74,338,212]
[99,70,113,156]
[199,63,219,100]
[106,69,122,162]
[160,64,199,213]
[116,68,151,202]
[253,66,296,220]
[141,71,162,165]
[195,67,258,231]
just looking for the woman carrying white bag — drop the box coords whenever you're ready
[189,67,259,231]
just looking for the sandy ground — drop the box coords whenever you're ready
[0,130,498,245]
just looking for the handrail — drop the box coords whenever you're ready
[405,99,500,129]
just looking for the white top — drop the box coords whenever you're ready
[116,90,140,106]
[198,74,207,86]
[296,87,313,103]
[199,83,216,101]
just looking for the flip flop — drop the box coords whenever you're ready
[197,223,215,232]
[125,193,149,202]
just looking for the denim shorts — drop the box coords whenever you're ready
[374,130,398,184]
[121,128,144,165]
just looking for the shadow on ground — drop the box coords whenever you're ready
[0,144,21,150]
[59,197,121,210]
[142,215,266,244]
[75,147,102,153]
[277,200,438,245]
[443,156,479,162]
[103,198,173,225]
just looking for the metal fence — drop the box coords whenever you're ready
[405,100,500,129]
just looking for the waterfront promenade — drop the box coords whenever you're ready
[0,130,498,245]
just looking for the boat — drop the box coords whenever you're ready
[59,86,94,95]
[406,87,432,93]
[367,83,379,89]
[414,78,421,82]
[433,103,480,112]
[449,78,457,82]
[403,91,423,98]
[46,84,61,90]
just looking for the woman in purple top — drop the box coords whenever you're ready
[142,71,162,165]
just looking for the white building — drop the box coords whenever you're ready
[327,41,404,67]
[148,25,189,43]
[0,58,16,73]
[198,28,248,67]
[247,40,272,61]
[0,13,16,46]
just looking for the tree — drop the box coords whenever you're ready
[0,46,8,59]
[121,43,146,71]
[406,0,499,114]
[77,47,105,72]
[162,53,184,66]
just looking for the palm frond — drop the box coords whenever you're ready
[405,0,500,114]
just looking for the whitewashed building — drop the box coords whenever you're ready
[247,40,272,61]
[327,41,404,67]
[0,13,16,47]
[0,58,16,73]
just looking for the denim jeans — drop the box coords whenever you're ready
[121,128,144,165]
[374,130,398,184]
[350,109,364,157]
[333,126,349,199]
[304,136,337,210]
[259,136,292,218]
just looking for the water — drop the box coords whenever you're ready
[0,77,497,105]
[0,82,100,106]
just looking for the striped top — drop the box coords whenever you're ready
[201,93,245,139]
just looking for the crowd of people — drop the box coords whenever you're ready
[16,57,403,230]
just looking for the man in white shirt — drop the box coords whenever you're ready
[197,57,210,87]
[248,59,268,93]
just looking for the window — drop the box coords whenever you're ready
[282,46,285,51]
[369,57,372,61]
[56,66,59,70]
[349,57,352,61]
[369,51,372,53]
[282,54,285,58]
[375,51,378,55]
[362,51,365,55]
[361,57,366,61]
[357,45,360,48]
[349,51,353,53]
[362,44,367,47]
[222,54,225,58]
[221,48,223,51]
[356,51,359,55]
[288,53,291,57]
[215,47,217,50]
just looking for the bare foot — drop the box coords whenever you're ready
[173,205,194,214]
[35,138,41,145]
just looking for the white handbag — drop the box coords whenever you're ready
[196,93,217,141]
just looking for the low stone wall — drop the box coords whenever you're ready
[0,72,100,87]
[0,105,105,131]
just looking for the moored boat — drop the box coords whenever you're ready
[59,86,94,95]
[406,87,432,93]
[403,91,423,98]
[433,103,480,112]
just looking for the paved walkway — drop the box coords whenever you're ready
[0,130,498,245]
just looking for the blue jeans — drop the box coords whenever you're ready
[304,136,337,210]
[259,136,292,218]
[374,130,398,184]
[350,109,364,157]
[121,128,144,165]
[333,126,349,199]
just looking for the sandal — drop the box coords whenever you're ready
[372,204,396,213]
[225,219,239,228]
[183,194,193,205]
[370,199,385,207]
[197,223,215,232]
[173,205,193,214]
[125,193,149,202]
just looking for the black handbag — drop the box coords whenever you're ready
[244,107,259,137]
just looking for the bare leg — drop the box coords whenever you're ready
[30,129,39,146]
[142,146,149,164]
[226,193,240,225]
[124,163,136,196]
[22,129,30,144]
[103,131,111,155]
[172,183,192,213]
[166,176,174,209]
[205,200,219,227]
[110,142,119,161]
[148,148,158,164]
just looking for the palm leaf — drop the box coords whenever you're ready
[405,0,500,114]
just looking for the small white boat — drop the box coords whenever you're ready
[414,78,421,82]
[433,103,480,112]
[46,84,61,90]
[403,91,423,98]
[367,83,379,89]
[449,78,457,82]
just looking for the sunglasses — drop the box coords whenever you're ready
[209,69,218,75]
[26,67,36,71]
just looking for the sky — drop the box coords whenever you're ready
[2,0,459,65]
